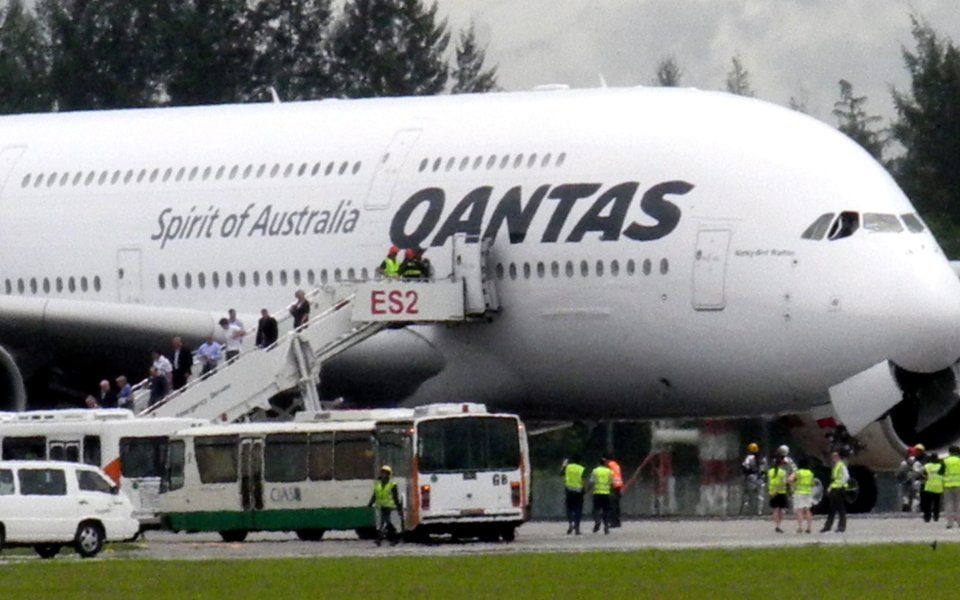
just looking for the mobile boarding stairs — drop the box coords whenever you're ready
[137,235,498,423]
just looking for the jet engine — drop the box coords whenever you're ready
[0,345,27,412]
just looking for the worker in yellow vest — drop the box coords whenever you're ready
[367,465,403,546]
[376,246,401,278]
[820,451,848,533]
[944,446,960,529]
[561,455,585,535]
[789,458,816,534]
[589,458,614,535]
[920,453,945,523]
[605,455,624,528]
[767,456,789,533]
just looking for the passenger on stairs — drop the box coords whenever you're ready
[197,335,223,374]
[256,309,279,348]
[220,318,245,361]
[289,290,310,328]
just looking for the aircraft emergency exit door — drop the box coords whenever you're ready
[692,228,732,310]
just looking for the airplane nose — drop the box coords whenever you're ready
[890,259,960,373]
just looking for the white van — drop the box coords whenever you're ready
[0,460,140,558]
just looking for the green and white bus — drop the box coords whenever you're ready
[159,403,529,542]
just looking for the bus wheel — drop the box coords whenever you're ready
[355,527,378,540]
[219,531,248,543]
[500,526,516,542]
[35,544,61,559]
[479,529,499,543]
[296,529,325,542]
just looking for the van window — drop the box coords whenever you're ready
[83,435,102,466]
[264,433,307,482]
[3,436,46,460]
[120,437,168,478]
[308,433,333,481]
[195,436,238,483]
[0,469,13,495]
[334,432,374,480]
[19,468,67,495]
[77,470,113,494]
[166,440,185,491]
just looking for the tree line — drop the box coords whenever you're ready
[0,0,498,112]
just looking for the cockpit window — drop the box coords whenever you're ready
[801,213,835,240]
[900,213,926,233]
[827,211,859,241]
[862,213,903,233]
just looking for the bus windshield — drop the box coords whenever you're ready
[417,417,519,473]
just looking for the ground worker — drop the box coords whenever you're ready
[605,455,624,528]
[367,465,403,546]
[790,457,816,534]
[820,451,848,533]
[897,445,925,512]
[399,248,427,279]
[561,455,585,535]
[767,456,789,533]
[589,458,614,535]
[776,445,797,474]
[377,246,401,278]
[943,446,960,529]
[740,442,767,515]
[920,452,944,523]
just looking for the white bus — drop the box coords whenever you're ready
[0,409,205,526]
[159,403,530,542]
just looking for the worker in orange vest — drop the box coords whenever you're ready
[605,454,624,528]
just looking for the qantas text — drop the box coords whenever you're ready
[390,180,694,248]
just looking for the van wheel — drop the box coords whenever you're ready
[35,544,61,559]
[75,522,104,558]
[219,530,248,543]
[0,525,5,554]
[500,526,516,542]
[296,529,325,541]
[479,529,499,542]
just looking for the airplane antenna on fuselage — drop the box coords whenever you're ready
[598,73,608,88]
[269,87,281,104]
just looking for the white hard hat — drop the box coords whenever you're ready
[777,445,789,456]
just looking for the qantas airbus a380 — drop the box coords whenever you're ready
[0,86,959,477]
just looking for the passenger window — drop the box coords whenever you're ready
[432,158,442,172]
[185,272,193,289]
[801,213,835,240]
[83,435,101,466]
[473,156,483,170]
[266,271,274,286]
[901,213,926,233]
[827,211,860,241]
[557,152,567,167]
[0,469,13,495]
[77,470,113,494]
[536,262,545,278]
[212,272,220,288]
[3,436,46,460]
[459,156,469,171]
[496,263,504,279]
[611,260,620,276]
[252,271,260,287]
[596,260,604,277]
[863,213,903,233]
[198,272,206,288]
[660,258,669,275]
[523,263,531,279]
[308,433,333,481]
[238,271,246,287]
[294,269,302,285]
[338,161,348,175]
[580,260,589,277]
[225,271,233,288]
[419,158,428,172]
[565,261,574,277]
[19,468,66,495]
[509,263,517,280]
[312,163,321,176]
[265,434,308,482]
[307,270,316,285]
[333,433,374,480]
[195,436,238,483]
[643,259,652,275]
[281,270,289,285]
[551,261,559,277]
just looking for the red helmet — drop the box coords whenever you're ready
[388,245,399,256]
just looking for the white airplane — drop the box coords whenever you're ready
[1,87,959,500]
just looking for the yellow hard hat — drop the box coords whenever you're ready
[380,465,392,474]
[747,443,759,453]
[914,444,926,452]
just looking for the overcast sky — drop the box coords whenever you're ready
[437,0,960,127]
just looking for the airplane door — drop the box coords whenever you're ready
[692,228,732,311]
[0,146,25,197]
[365,129,421,210]
[117,248,144,304]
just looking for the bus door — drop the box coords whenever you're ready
[48,440,81,462]
[375,424,414,528]
[239,439,264,514]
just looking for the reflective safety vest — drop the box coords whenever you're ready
[381,257,400,278]
[608,460,623,489]
[768,467,787,496]
[591,466,613,495]
[830,462,848,490]
[943,455,960,489]
[795,469,815,496]
[565,463,585,492]
[924,462,944,494]
[400,260,424,278]
[374,480,398,509]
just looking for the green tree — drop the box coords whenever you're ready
[891,17,960,255]
[833,79,885,161]
[0,0,50,113]
[654,57,682,87]
[725,55,754,97]
[451,22,498,94]
[248,0,334,101]
[328,0,450,98]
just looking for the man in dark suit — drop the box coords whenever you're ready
[170,336,193,390]
[97,379,118,408]
[256,308,279,348]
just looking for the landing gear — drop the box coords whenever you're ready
[845,465,877,513]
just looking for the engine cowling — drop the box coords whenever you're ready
[0,345,27,412]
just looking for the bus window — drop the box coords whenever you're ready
[120,437,168,478]
[333,433,375,480]
[308,433,333,481]
[376,427,412,478]
[3,436,46,460]
[65,443,80,463]
[418,417,520,473]
[265,434,307,482]
[83,435,102,466]
[195,436,238,483]
[165,440,186,491]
